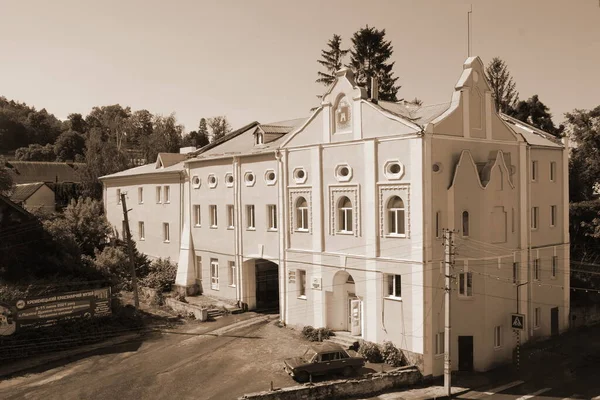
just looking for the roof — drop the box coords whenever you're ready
[156,153,187,168]
[187,121,260,158]
[377,100,452,127]
[9,182,50,203]
[500,114,563,148]
[99,160,185,180]
[0,194,35,220]
[189,118,306,161]
[6,161,83,184]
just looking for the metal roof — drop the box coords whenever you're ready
[9,182,49,203]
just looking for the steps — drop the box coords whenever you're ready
[207,307,244,319]
[326,331,361,350]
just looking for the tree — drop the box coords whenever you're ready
[316,34,349,87]
[85,105,132,150]
[61,197,112,257]
[67,113,87,134]
[14,143,55,161]
[485,57,519,113]
[347,25,400,101]
[128,109,154,148]
[0,156,13,196]
[207,116,232,142]
[54,130,86,162]
[509,95,564,136]
[196,118,210,147]
[142,114,183,161]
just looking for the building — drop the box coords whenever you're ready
[5,161,83,184]
[9,182,55,214]
[102,56,569,377]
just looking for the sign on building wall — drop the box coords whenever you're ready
[312,277,322,291]
[288,270,296,284]
[0,288,112,336]
[511,313,525,330]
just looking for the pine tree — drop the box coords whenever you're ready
[316,34,349,87]
[485,57,519,113]
[197,118,209,146]
[347,26,400,101]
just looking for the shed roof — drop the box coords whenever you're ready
[6,161,83,184]
[9,182,50,203]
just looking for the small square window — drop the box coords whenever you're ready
[385,274,402,298]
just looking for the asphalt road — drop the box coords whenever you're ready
[0,314,289,400]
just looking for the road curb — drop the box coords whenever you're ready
[0,332,143,379]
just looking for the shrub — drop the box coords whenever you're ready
[301,326,334,342]
[141,258,177,292]
[358,340,383,363]
[381,341,405,367]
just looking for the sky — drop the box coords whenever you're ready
[0,0,599,133]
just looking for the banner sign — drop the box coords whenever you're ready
[0,287,111,335]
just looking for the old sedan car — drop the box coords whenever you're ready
[284,342,365,382]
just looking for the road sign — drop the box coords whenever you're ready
[511,313,525,330]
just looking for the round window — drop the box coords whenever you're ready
[339,167,349,177]
[295,169,305,179]
[227,175,234,183]
[192,177,200,185]
[209,176,216,184]
[246,173,255,182]
[432,163,441,173]
[388,163,401,174]
[267,171,276,181]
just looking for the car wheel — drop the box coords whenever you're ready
[296,371,310,383]
[342,366,354,377]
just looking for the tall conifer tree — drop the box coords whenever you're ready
[316,34,349,87]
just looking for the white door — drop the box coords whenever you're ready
[350,299,362,336]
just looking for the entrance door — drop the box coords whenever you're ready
[350,299,361,336]
[551,307,559,337]
[255,260,279,310]
[458,336,474,371]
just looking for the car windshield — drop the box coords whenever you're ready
[302,348,318,362]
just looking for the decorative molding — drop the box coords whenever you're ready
[289,188,313,234]
[208,174,217,189]
[244,171,256,187]
[383,160,405,180]
[378,183,411,238]
[329,184,360,237]
[334,163,353,182]
[225,173,234,188]
[292,167,308,184]
[192,176,201,189]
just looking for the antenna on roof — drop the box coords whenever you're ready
[467,4,473,57]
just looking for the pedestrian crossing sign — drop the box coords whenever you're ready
[511,313,525,330]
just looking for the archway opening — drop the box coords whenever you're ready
[255,259,279,311]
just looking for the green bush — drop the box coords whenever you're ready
[381,341,405,367]
[358,340,383,363]
[140,258,177,292]
[301,326,334,342]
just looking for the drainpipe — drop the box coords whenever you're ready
[233,156,242,305]
[527,145,532,337]
[276,149,286,323]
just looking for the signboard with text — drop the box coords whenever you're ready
[2,288,112,334]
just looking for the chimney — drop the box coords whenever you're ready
[370,76,379,102]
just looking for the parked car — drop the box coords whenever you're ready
[284,342,365,382]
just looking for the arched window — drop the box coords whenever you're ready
[387,196,405,236]
[337,196,353,233]
[296,197,309,231]
[256,132,264,145]
[462,211,469,237]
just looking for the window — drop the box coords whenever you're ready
[210,205,218,228]
[227,205,234,229]
[531,207,539,230]
[494,326,502,348]
[194,205,201,227]
[210,259,219,290]
[256,132,263,145]
[265,170,276,185]
[435,211,441,239]
[550,205,557,227]
[296,197,309,231]
[552,256,558,278]
[164,185,170,203]
[138,187,143,204]
[163,222,170,242]
[462,211,469,237]
[531,160,538,181]
[246,205,255,230]
[195,256,202,282]
[244,172,256,186]
[459,272,473,297]
[534,307,541,328]
[267,205,277,230]
[138,221,145,240]
[387,196,406,236]
[534,258,541,281]
[385,274,402,298]
[435,332,445,355]
[512,262,519,284]
[338,196,353,233]
[550,162,556,182]
[117,189,122,204]
[156,186,162,203]
[297,269,306,298]
[228,261,236,287]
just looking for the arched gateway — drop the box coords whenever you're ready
[242,259,279,311]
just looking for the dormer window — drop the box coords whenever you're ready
[256,132,264,145]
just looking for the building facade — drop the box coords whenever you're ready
[102,56,569,377]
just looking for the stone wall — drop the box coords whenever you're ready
[239,366,421,400]
[164,297,208,321]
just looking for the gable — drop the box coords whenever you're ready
[281,108,325,148]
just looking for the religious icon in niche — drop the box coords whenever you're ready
[335,97,351,132]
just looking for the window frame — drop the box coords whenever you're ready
[531,207,539,230]
[386,196,406,237]
[531,160,538,182]
[296,197,309,232]
[228,261,236,287]
[533,258,541,281]
[385,274,402,300]
[297,269,306,299]
[246,204,255,230]
[210,259,219,290]
[164,185,170,203]
[494,326,502,348]
[550,205,557,227]
[512,262,519,284]
[534,307,541,329]
[138,187,143,204]
[435,211,441,239]
[462,211,470,237]
[267,204,278,231]
[138,221,145,241]
[210,205,218,228]
[458,271,473,298]
[551,256,558,279]
[194,205,201,227]
[337,196,353,234]
[435,332,445,355]
[550,161,556,182]
[117,189,122,204]
[163,222,170,243]
[156,186,162,204]
[227,205,234,229]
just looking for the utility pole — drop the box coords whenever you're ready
[443,229,456,398]
[121,192,140,310]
